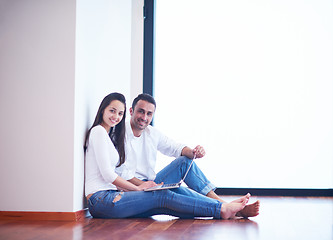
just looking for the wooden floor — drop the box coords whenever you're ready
[0,196,332,240]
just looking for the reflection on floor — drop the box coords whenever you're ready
[0,196,332,240]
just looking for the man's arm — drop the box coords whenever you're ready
[128,177,146,186]
[181,145,206,159]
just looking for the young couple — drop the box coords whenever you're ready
[84,92,260,219]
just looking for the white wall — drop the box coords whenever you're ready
[74,0,143,211]
[0,0,76,212]
[0,0,143,212]
[130,0,144,100]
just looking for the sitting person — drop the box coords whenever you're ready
[84,92,250,219]
[125,93,260,218]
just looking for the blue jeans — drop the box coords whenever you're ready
[155,156,216,197]
[88,189,222,219]
[87,156,222,219]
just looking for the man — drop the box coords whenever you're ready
[125,93,259,218]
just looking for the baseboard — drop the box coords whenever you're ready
[0,208,89,221]
[215,188,333,197]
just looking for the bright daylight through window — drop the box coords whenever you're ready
[153,0,333,189]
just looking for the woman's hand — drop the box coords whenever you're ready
[137,181,162,191]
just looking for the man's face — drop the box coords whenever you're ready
[130,100,155,131]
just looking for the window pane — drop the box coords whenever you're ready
[154,0,333,188]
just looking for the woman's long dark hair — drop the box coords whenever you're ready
[84,92,126,167]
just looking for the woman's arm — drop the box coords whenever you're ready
[128,177,145,186]
[113,177,157,191]
[90,127,158,191]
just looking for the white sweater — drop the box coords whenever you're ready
[85,125,121,196]
[125,122,186,181]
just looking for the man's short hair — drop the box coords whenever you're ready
[132,93,156,109]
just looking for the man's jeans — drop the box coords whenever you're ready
[155,156,216,197]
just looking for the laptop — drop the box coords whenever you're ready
[144,156,195,191]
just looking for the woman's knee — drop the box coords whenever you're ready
[158,189,176,197]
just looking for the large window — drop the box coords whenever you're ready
[151,0,333,189]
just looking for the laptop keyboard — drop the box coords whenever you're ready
[162,183,179,187]
[146,183,179,190]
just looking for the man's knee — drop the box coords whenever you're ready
[174,156,193,169]
[174,156,190,165]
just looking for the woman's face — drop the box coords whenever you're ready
[101,100,125,132]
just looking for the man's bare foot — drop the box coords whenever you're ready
[236,200,260,218]
[220,198,248,219]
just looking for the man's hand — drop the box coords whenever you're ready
[181,145,206,159]
[193,145,205,158]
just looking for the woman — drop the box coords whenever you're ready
[84,92,249,219]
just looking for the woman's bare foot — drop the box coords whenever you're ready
[220,198,248,219]
[236,200,260,218]
[231,193,251,204]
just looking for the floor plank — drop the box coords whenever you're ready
[0,196,332,240]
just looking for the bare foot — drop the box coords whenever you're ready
[236,200,260,218]
[231,193,251,204]
[221,198,248,219]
